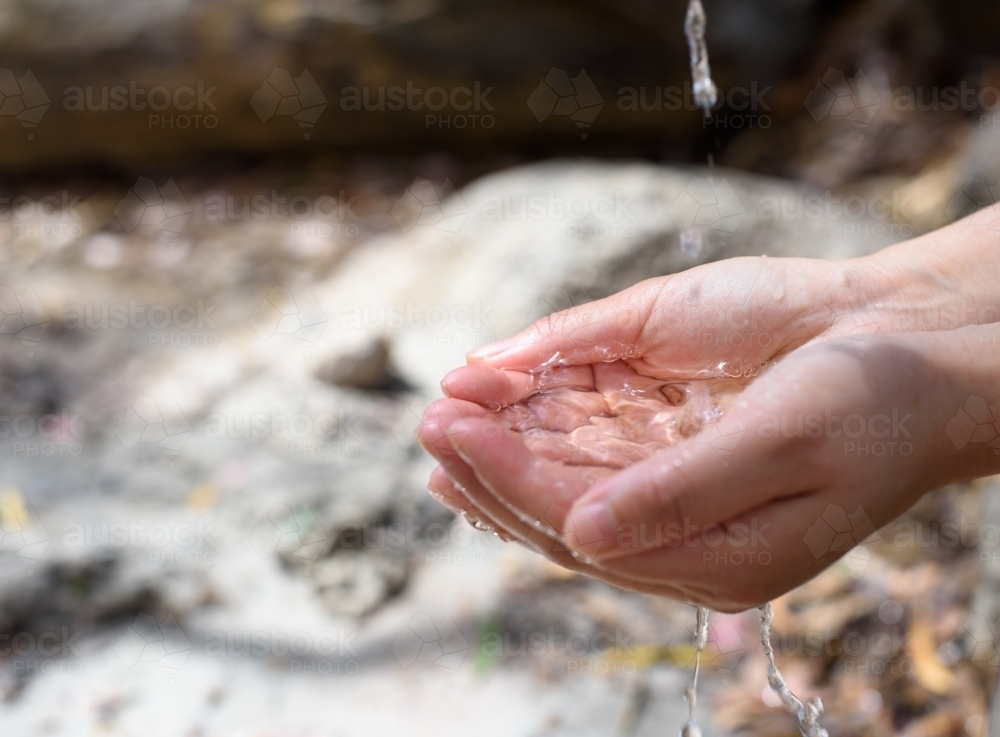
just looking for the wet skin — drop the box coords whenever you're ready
[419,219,1000,611]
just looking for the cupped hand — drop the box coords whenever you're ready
[419,255,997,611]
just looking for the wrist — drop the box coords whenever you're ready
[913,323,1000,484]
[850,217,1000,332]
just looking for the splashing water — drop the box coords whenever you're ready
[680,224,704,259]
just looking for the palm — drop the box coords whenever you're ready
[479,361,747,470]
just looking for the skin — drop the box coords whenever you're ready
[419,213,1000,612]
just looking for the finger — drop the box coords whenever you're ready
[428,466,470,514]
[441,364,595,408]
[437,452,692,599]
[561,393,824,562]
[420,398,552,541]
[418,398,490,472]
[419,405,527,541]
[444,416,615,552]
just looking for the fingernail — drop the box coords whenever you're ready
[439,368,465,398]
[565,501,618,559]
[467,339,513,362]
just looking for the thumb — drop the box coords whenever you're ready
[561,396,811,561]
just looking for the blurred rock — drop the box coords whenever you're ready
[313,550,409,617]
[316,337,397,390]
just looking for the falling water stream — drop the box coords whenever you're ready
[677,3,828,736]
[681,5,716,726]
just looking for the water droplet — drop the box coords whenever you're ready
[472,519,494,533]
[680,225,703,259]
